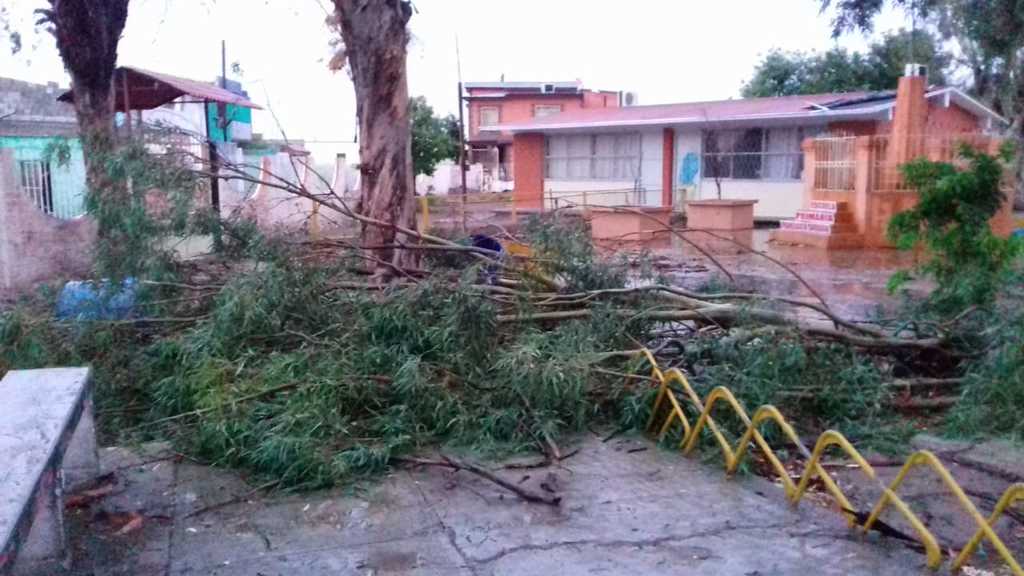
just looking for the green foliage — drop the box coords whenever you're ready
[85,142,202,281]
[0,226,657,488]
[946,273,1024,441]
[741,29,950,97]
[682,330,911,452]
[887,145,1021,312]
[522,214,633,291]
[410,95,459,176]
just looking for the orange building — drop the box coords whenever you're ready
[489,66,1007,242]
[464,81,622,184]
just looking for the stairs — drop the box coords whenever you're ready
[772,200,864,248]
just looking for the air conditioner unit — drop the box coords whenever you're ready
[621,91,639,106]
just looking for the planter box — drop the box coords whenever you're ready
[589,207,672,242]
[686,199,757,231]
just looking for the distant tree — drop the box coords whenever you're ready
[409,96,459,176]
[742,29,950,97]
[865,28,952,87]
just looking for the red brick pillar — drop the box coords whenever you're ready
[662,128,675,208]
[513,133,545,211]
[889,73,928,164]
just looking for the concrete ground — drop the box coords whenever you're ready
[60,434,932,576]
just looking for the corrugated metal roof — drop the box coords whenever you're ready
[58,67,261,110]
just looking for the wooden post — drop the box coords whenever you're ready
[418,195,430,233]
[310,202,321,242]
[121,70,132,139]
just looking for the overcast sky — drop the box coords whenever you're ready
[2,0,908,163]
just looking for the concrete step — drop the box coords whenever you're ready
[794,209,855,225]
[771,228,865,249]
[808,200,850,213]
[779,219,832,234]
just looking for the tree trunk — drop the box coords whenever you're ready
[332,0,417,277]
[45,0,129,191]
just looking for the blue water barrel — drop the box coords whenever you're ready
[56,278,138,321]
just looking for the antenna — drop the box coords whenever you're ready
[908,0,916,65]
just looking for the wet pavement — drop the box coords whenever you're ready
[619,228,925,321]
[58,434,932,576]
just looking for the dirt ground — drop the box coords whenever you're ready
[48,433,1015,576]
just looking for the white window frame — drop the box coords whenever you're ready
[544,133,641,181]
[18,159,54,216]
[479,106,500,127]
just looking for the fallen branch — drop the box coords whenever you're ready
[514,389,562,462]
[395,454,562,506]
[496,306,946,351]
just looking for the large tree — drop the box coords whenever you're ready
[742,29,951,97]
[410,96,459,176]
[330,0,417,275]
[36,1,129,190]
[820,0,1024,205]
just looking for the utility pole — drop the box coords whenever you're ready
[456,36,468,232]
[207,40,227,250]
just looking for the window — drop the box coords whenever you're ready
[702,127,818,181]
[19,159,54,215]
[533,104,562,118]
[479,106,500,127]
[545,133,640,180]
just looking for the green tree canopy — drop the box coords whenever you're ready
[410,96,460,176]
[741,29,951,97]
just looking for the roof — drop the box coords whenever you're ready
[464,81,583,92]
[486,87,1006,133]
[0,77,78,137]
[58,67,261,111]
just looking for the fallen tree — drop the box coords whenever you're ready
[2,140,1018,490]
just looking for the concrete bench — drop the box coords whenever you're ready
[0,368,99,575]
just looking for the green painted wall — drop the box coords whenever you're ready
[206,103,253,143]
[0,136,87,218]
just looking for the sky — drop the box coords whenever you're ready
[1,0,908,163]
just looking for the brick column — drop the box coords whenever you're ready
[889,73,928,164]
[662,128,675,209]
[853,136,872,237]
[512,133,545,211]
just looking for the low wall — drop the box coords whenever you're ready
[0,150,96,297]
[697,179,803,220]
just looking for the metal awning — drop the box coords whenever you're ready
[58,66,261,110]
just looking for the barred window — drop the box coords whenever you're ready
[702,127,815,181]
[545,133,640,181]
[19,159,54,216]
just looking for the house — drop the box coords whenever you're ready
[489,67,1004,223]
[464,80,623,185]
[143,76,254,144]
[0,77,87,220]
